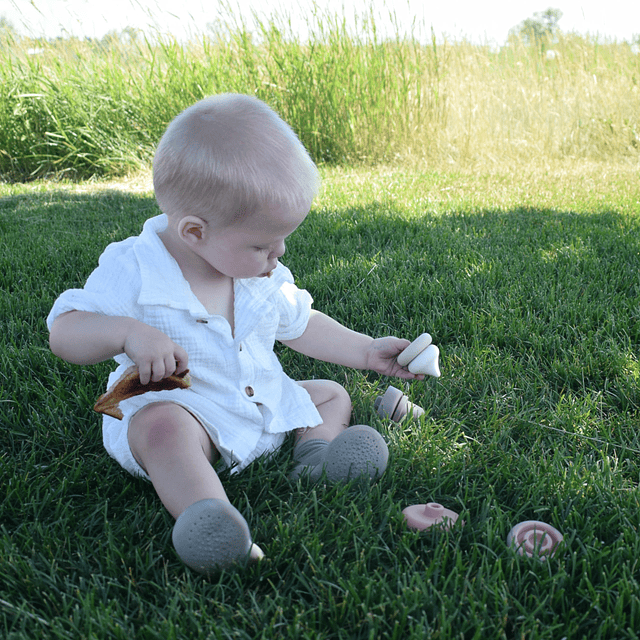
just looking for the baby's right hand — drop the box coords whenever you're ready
[124,323,189,385]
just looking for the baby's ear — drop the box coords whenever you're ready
[178,216,205,245]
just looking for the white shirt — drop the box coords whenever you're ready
[47,214,322,475]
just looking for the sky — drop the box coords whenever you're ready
[2,0,639,44]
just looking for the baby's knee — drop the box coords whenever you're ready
[312,379,352,411]
[128,402,192,457]
[331,381,352,412]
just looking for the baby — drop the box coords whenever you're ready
[47,94,422,574]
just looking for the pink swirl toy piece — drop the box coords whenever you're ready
[402,502,462,531]
[507,520,563,559]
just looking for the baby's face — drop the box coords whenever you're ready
[200,204,307,279]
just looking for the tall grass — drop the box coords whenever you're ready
[0,7,638,180]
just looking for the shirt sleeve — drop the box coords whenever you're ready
[273,265,314,342]
[46,238,143,331]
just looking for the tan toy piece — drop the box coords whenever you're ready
[397,333,441,377]
[374,385,424,422]
[93,365,192,420]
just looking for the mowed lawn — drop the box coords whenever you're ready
[1,164,639,639]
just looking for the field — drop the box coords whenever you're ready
[1,6,640,640]
[1,8,639,179]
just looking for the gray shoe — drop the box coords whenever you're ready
[172,499,252,574]
[323,425,389,482]
[290,439,329,481]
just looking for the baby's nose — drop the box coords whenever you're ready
[269,240,286,259]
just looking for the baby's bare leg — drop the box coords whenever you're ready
[295,379,352,445]
[128,402,226,518]
[128,402,262,572]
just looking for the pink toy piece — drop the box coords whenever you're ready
[374,385,424,422]
[402,502,462,531]
[507,521,563,559]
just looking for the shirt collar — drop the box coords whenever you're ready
[134,215,206,314]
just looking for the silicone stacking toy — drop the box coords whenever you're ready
[374,385,424,422]
[507,520,563,559]
[402,502,462,531]
[397,333,441,377]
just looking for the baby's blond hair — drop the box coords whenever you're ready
[153,94,320,226]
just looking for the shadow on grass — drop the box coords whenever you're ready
[2,185,639,434]
[2,186,639,447]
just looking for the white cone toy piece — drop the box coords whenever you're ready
[398,333,441,377]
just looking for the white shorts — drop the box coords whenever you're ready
[101,389,288,480]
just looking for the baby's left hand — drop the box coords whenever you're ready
[366,337,425,379]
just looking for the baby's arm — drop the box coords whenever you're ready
[280,310,423,380]
[49,311,188,384]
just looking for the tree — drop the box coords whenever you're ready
[98,26,141,50]
[510,8,563,48]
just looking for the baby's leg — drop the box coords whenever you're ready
[295,379,352,445]
[128,402,262,572]
[292,380,388,482]
[128,401,225,518]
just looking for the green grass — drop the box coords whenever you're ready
[1,165,639,638]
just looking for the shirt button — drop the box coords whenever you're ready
[245,386,255,397]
